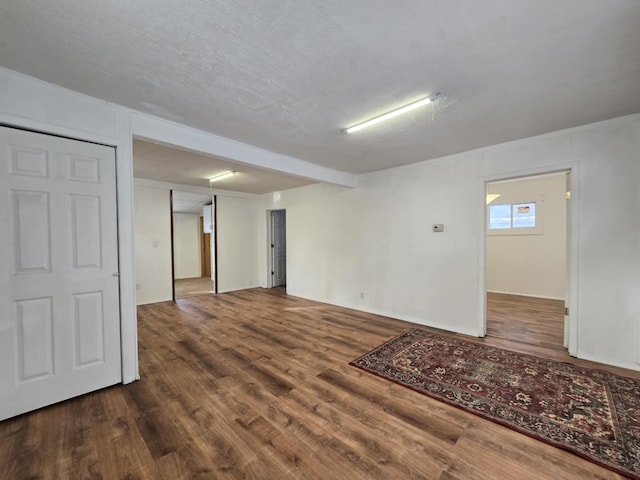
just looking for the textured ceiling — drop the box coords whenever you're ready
[133,140,314,194]
[1,1,639,177]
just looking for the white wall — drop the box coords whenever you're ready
[260,163,485,337]
[261,115,640,370]
[486,173,567,299]
[173,213,201,279]
[134,185,173,304]
[217,195,261,293]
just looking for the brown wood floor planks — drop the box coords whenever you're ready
[1,287,638,479]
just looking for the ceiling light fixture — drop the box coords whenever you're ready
[343,93,440,134]
[209,171,236,183]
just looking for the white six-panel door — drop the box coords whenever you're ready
[0,127,121,420]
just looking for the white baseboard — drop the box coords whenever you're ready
[486,290,564,301]
[287,291,480,338]
[577,352,640,373]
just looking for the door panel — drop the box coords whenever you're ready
[12,189,51,272]
[73,291,105,367]
[0,127,121,420]
[16,297,54,381]
[272,210,286,287]
[71,195,103,268]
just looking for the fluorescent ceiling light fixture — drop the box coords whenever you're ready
[344,93,440,134]
[486,194,501,204]
[209,171,236,183]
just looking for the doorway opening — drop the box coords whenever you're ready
[268,209,287,288]
[484,171,571,352]
[170,190,216,299]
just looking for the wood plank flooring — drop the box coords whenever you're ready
[2,288,638,479]
[174,277,214,299]
[486,292,565,350]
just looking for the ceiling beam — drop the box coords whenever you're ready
[131,112,357,188]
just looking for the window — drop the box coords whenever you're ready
[488,201,541,235]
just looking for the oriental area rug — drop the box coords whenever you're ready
[350,329,640,479]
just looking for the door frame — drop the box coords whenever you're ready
[213,195,218,294]
[477,164,580,356]
[170,190,176,301]
[170,192,215,299]
[0,118,138,384]
[266,209,286,288]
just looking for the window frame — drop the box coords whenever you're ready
[487,196,544,236]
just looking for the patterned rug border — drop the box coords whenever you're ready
[349,329,640,480]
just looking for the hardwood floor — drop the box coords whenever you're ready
[2,288,638,479]
[486,292,565,350]
[174,277,214,299]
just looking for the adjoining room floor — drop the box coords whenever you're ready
[174,276,214,298]
[486,292,565,350]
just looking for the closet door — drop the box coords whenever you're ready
[0,127,121,420]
